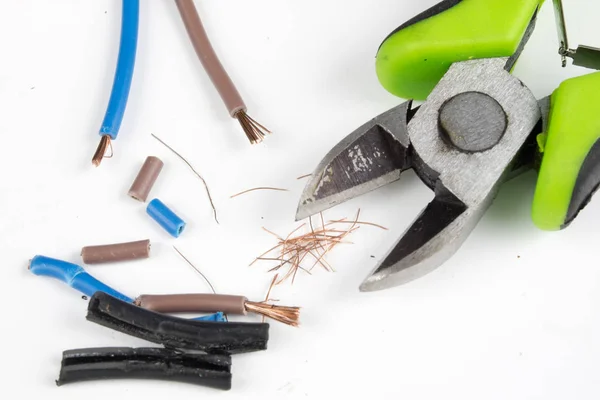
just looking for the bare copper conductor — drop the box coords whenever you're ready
[92,135,112,167]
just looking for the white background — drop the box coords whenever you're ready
[1,0,599,399]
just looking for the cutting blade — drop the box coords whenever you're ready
[295,101,414,221]
[359,185,478,291]
[357,58,542,291]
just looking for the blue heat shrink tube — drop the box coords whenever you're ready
[146,199,186,238]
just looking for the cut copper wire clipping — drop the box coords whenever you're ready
[92,135,113,167]
[173,246,216,295]
[151,133,218,224]
[174,0,270,144]
[173,246,229,322]
[230,187,289,199]
[252,209,388,285]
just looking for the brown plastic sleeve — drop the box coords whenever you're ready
[174,0,246,116]
[81,239,151,264]
[136,294,247,315]
[128,156,164,202]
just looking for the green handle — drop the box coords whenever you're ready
[532,72,600,231]
[375,0,545,100]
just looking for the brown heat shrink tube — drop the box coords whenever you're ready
[174,0,246,117]
[136,294,248,315]
[81,239,151,265]
[128,156,164,202]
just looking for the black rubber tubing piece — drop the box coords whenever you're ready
[56,347,232,390]
[86,292,269,354]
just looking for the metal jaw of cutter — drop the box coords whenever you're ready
[296,58,544,292]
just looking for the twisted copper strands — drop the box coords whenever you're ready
[174,0,270,144]
[235,110,270,144]
[244,301,299,327]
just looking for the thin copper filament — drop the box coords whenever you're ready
[151,133,219,224]
[230,187,288,199]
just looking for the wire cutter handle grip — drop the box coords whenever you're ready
[376,0,545,100]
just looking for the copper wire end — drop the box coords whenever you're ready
[245,301,300,327]
[234,110,270,144]
[92,135,112,167]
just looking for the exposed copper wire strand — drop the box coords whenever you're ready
[173,246,228,322]
[245,301,300,327]
[173,246,216,295]
[234,110,271,144]
[262,226,285,241]
[230,187,289,199]
[297,174,311,180]
[92,135,112,167]
[151,134,219,224]
[261,274,280,323]
[327,220,389,231]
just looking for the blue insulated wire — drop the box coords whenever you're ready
[29,255,133,303]
[99,0,139,140]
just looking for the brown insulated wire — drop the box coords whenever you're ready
[136,294,247,315]
[174,0,270,144]
[136,293,300,326]
[81,239,151,264]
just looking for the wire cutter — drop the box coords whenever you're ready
[296,0,600,292]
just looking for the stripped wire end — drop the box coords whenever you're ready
[245,301,300,327]
[92,135,113,167]
[235,110,270,144]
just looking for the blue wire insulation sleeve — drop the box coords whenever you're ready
[192,312,227,322]
[146,199,186,238]
[99,0,139,140]
[29,255,133,303]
